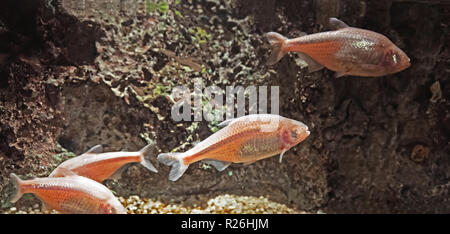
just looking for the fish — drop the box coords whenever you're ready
[49,143,158,182]
[157,114,310,181]
[266,18,411,77]
[9,170,127,214]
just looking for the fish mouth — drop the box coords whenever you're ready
[303,126,310,136]
[406,57,411,67]
[406,56,411,68]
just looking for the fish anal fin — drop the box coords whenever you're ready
[279,149,288,163]
[109,164,132,180]
[296,52,324,73]
[202,159,231,172]
[329,18,350,30]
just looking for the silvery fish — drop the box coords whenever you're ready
[266,18,411,77]
[157,114,310,181]
[10,170,127,214]
[49,143,157,182]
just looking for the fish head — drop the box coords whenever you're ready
[281,119,310,147]
[382,46,411,75]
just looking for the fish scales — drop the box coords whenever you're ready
[239,134,281,160]
[10,173,127,214]
[184,118,280,164]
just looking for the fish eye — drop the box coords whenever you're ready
[290,130,298,139]
[392,53,399,64]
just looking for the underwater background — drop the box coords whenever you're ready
[0,0,448,213]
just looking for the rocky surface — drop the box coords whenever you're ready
[0,0,449,213]
[3,194,305,214]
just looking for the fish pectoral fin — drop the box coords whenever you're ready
[279,149,288,163]
[202,159,231,172]
[329,18,349,30]
[297,52,324,73]
[84,144,103,154]
[335,63,354,78]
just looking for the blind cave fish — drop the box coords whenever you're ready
[157,114,310,181]
[49,143,158,182]
[266,18,411,77]
[10,170,127,214]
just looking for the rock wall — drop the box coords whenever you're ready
[0,0,448,213]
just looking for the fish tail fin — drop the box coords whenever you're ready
[9,173,25,203]
[157,152,188,182]
[139,143,158,173]
[265,32,289,65]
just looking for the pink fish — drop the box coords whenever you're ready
[266,18,411,77]
[49,144,158,182]
[158,114,310,181]
[10,170,126,214]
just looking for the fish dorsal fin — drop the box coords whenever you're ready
[191,140,201,147]
[329,18,349,30]
[218,118,235,128]
[297,31,307,37]
[85,144,103,154]
[55,167,79,177]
